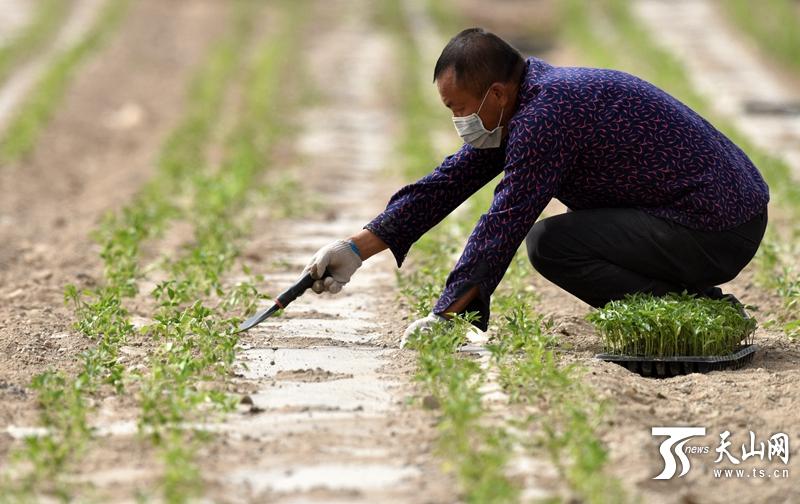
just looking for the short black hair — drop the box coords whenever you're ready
[433,27,525,97]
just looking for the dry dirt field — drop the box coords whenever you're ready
[0,0,798,503]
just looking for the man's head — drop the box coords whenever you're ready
[433,27,525,145]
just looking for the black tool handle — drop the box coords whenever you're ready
[275,268,332,308]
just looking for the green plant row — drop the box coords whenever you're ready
[401,254,630,503]
[752,237,800,338]
[474,234,628,502]
[487,303,629,503]
[586,292,757,357]
[561,0,800,338]
[0,2,265,501]
[720,0,800,76]
[375,0,523,499]
[393,184,521,502]
[68,0,257,390]
[0,0,68,87]
[0,0,132,162]
[404,314,520,503]
[131,3,306,498]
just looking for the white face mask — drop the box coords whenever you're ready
[451,87,504,149]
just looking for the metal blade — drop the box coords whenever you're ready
[236,303,281,333]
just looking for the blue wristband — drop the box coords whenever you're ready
[347,240,362,259]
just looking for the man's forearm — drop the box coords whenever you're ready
[440,285,479,319]
[348,228,479,318]
[347,229,389,260]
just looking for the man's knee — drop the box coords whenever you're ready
[525,221,555,272]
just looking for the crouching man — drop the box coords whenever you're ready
[302,28,769,347]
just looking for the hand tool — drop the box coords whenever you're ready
[236,268,332,333]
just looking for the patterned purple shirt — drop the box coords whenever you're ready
[364,56,770,331]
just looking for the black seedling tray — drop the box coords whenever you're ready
[595,344,758,378]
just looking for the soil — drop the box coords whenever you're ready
[197,0,457,500]
[3,0,458,501]
[634,0,800,180]
[0,0,107,135]
[0,0,32,47]
[0,0,231,472]
[529,221,800,503]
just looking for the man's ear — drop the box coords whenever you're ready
[489,82,509,107]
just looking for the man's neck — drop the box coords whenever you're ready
[504,65,526,126]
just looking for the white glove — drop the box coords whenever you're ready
[400,312,450,348]
[303,239,362,294]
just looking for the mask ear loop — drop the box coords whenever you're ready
[496,106,504,131]
[477,87,503,132]
[476,86,492,115]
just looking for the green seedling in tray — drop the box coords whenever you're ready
[586,291,757,358]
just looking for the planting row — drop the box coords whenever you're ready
[0,0,131,162]
[1,1,308,501]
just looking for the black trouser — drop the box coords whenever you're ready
[525,206,768,308]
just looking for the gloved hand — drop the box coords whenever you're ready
[400,312,451,348]
[303,239,362,294]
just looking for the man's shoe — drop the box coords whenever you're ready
[699,285,725,300]
[697,286,749,320]
[720,292,749,320]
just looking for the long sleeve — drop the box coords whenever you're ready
[364,143,505,267]
[432,110,573,331]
